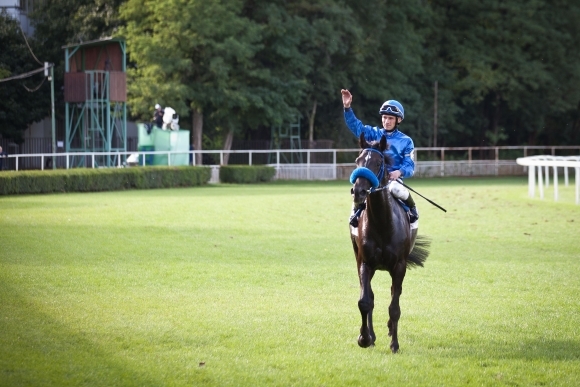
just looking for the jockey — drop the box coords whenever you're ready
[341,89,419,224]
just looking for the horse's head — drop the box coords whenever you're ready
[350,133,389,205]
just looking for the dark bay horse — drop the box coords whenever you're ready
[349,133,430,353]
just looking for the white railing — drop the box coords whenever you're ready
[516,156,580,204]
[1,147,579,183]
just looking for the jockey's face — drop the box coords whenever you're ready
[382,114,400,131]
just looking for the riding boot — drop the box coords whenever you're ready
[403,194,419,223]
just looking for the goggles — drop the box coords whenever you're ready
[380,105,400,115]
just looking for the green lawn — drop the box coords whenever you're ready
[1,177,579,386]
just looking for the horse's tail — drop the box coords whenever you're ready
[406,235,431,268]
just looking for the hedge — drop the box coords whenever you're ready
[219,165,276,184]
[0,166,211,195]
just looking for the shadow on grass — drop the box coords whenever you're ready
[422,337,580,362]
[0,282,175,387]
[500,339,580,361]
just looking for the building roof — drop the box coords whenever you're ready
[61,37,125,50]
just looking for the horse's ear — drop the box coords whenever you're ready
[359,133,367,149]
[380,135,387,152]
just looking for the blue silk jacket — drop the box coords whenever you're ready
[344,108,415,178]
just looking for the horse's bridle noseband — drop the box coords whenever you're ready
[349,148,386,191]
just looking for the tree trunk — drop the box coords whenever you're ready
[308,100,317,149]
[222,124,235,165]
[192,108,203,165]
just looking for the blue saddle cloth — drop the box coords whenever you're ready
[396,199,410,213]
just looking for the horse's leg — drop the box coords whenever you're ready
[387,260,406,353]
[367,271,376,344]
[357,262,375,348]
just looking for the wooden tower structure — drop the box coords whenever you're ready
[63,38,127,167]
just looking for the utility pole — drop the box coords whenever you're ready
[433,80,438,148]
[45,62,56,169]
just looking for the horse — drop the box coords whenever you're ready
[349,133,430,353]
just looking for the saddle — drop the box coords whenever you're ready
[349,199,414,228]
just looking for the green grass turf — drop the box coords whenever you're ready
[1,177,579,386]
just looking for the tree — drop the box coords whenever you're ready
[429,0,580,146]
[120,0,307,163]
[0,12,50,142]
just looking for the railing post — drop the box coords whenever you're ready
[41,155,44,171]
[66,154,69,170]
[16,156,19,171]
[440,148,445,177]
[307,150,311,180]
[553,166,558,202]
[564,166,569,186]
[277,150,280,179]
[537,163,544,200]
[576,167,580,205]
[92,154,95,168]
[468,147,472,176]
[333,150,337,180]
[528,165,535,198]
[545,164,550,187]
[495,147,499,176]
[249,151,252,166]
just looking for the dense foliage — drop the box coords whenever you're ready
[4,0,579,148]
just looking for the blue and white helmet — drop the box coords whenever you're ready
[379,100,404,120]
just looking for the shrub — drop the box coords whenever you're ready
[219,165,276,184]
[0,167,211,195]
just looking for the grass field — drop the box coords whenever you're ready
[1,177,579,386]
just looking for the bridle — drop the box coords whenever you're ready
[349,147,386,193]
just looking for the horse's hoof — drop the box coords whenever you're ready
[390,343,399,353]
[358,335,374,348]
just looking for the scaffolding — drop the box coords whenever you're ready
[269,116,302,164]
[63,38,127,167]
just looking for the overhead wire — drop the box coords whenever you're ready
[0,66,46,83]
[0,23,51,91]
[23,76,46,92]
[19,23,43,65]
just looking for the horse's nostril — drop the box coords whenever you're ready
[350,188,354,195]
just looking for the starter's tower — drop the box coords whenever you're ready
[63,38,127,167]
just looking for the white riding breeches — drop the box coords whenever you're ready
[388,180,410,201]
[389,180,419,230]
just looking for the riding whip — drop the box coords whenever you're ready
[396,179,447,213]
